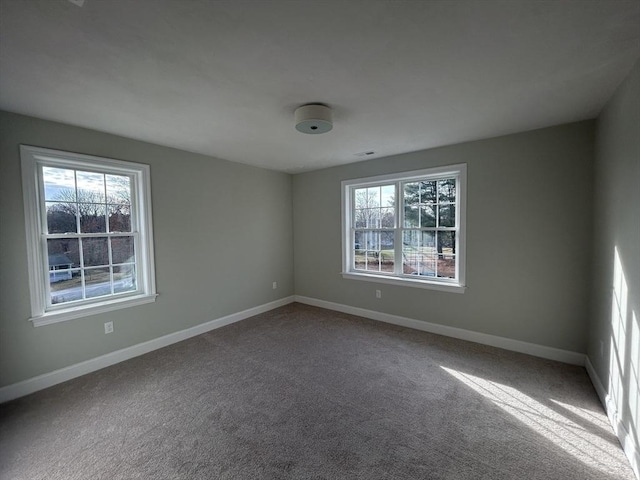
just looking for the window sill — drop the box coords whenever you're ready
[30,293,158,327]
[341,272,466,294]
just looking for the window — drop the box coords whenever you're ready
[342,164,466,293]
[21,146,157,326]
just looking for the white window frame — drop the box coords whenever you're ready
[341,164,467,293]
[21,145,157,326]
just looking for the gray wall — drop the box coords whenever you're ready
[0,111,294,387]
[293,121,595,353]
[0,107,615,387]
[589,60,640,451]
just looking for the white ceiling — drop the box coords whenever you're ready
[1,0,638,173]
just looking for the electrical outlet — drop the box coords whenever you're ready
[375,289,381,299]
[104,321,114,334]
[272,281,278,290]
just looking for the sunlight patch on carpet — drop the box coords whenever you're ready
[441,366,628,475]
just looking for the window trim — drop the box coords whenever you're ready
[20,145,157,326]
[341,164,467,293]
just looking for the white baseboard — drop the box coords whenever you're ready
[0,296,295,403]
[585,356,640,479]
[294,295,586,365]
[0,294,588,398]
[585,355,607,407]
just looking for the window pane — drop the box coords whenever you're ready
[46,202,77,233]
[82,237,109,267]
[79,204,106,233]
[436,231,456,279]
[421,181,437,204]
[437,231,456,253]
[421,231,437,277]
[47,238,80,267]
[380,207,394,228]
[353,185,395,230]
[355,187,383,210]
[437,254,456,279]
[422,231,436,249]
[402,230,436,276]
[380,185,395,208]
[354,188,367,208]
[420,253,437,277]
[354,231,364,251]
[368,209,381,228]
[380,231,394,250]
[355,209,379,228]
[114,264,136,294]
[363,231,379,250]
[355,230,395,273]
[76,171,105,203]
[438,205,455,227]
[404,182,437,227]
[402,230,419,274]
[438,178,456,203]
[365,251,380,272]
[420,230,437,277]
[108,204,131,232]
[404,183,420,207]
[420,205,436,227]
[404,206,419,228]
[111,236,135,264]
[85,267,112,299]
[366,187,380,208]
[50,269,82,305]
[42,167,75,202]
[106,174,131,205]
[379,231,394,272]
[354,231,365,269]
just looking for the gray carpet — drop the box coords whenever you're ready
[0,303,634,479]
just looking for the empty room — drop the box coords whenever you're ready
[1,1,639,479]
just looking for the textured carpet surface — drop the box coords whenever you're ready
[0,303,634,479]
